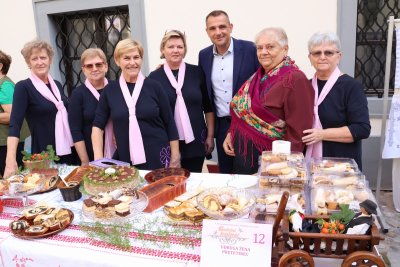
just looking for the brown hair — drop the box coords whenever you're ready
[21,39,54,64]
[114,39,144,62]
[0,50,12,75]
[205,10,230,23]
[160,30,187,59]
[80,48,107,65]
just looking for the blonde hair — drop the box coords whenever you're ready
[21,39,54,64]
[160,30,187,59]
[114,39,144,61]
[80,48,107,65]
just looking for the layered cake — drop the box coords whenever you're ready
[83,166,140,195]
[82,188,141,219]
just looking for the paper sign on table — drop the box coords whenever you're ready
[200,219,272,267]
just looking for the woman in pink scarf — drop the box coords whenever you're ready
[148,30,215,172]
[4,40,76,177]
[223,28,314,174]
[302,32,370,170]
[92,39,180,169]
[68,48,115,166]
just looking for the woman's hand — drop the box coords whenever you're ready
[303,126,354,144]
[169,154,181,168]
[4,160,17,178]
[169,140,181,168]
[223,133,235,156]
[205,136,215,155]
[302,128,324,145]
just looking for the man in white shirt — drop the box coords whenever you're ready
[198,10,259,173]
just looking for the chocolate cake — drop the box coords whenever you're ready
[83,166,139,195]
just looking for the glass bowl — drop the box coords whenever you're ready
[1,174,46,197]
[196,187,256,220]
[81,191,149,223]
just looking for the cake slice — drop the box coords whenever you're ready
[184,209,205,223]
[83,198,97,212]
[114,202,130,217]
[25,225,48,235]
[23,205,49,220]
[10,220,30,231]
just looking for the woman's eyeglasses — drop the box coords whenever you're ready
[83,62,105,69]
[309,50,340,57]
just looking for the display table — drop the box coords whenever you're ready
[0,170,258,267]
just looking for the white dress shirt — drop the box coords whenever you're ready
[211,38,234,118]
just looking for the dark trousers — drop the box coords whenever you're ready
[0,142,25,177]
[181,156,205,173]
[216,116,234,174]
[58,147,80,166]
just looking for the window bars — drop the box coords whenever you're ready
[356,0,399,97]
[53,6,130,95]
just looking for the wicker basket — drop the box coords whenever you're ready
[23,159,52,171]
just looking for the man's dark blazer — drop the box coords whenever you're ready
[198,37,260,111]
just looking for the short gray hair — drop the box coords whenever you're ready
[255,27,288,47]
[308,32,341,52]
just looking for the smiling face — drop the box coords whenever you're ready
[308,42,341,79]
[162,37,185,69]
[256,31,288,72]
[206,14,233,54]
[115,48,142,83]
[29,48,51,81]
[82,55,108,85]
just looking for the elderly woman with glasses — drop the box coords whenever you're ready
[68,48,115,166]
[4,40,76,177]
[302,32,371,170]
[148,30,215,172]
[223,27,314,174]
[92,39,180,169]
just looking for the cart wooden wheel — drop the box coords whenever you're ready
[278,249,314,267]
[341,251,386,267]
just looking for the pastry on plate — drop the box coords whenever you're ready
[115,202,130,217]
[23,205,49,220]
[10,220,30,231]
[25,225,48,235]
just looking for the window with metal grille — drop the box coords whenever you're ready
[53,6,130,96]
[355,0,398,97]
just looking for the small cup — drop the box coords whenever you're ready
[58,182,82,202]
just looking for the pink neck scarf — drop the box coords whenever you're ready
[163,62,194,144]
[305,66,341,160]
[119,73,146,165]
[29,73,73,156]
[84,78,116,158]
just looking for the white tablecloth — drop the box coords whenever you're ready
[0,171,258,267]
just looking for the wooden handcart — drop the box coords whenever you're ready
[269,192,386,267]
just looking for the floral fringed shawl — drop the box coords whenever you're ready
[230,56,298,162]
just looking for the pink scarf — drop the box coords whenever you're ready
[119,73,146,165]
[163,62,194,144]
[29,73,73,155]
[84,78,116,158]
[305,67,341,160]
